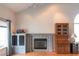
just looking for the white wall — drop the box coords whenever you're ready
[0,5,16,33]
[16,4,74,34]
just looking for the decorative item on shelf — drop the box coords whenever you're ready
[70,33,78,54]
[70,33,77,43]
[16,29,26,33]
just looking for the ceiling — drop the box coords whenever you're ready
[0,3,33,13]
[0,3,51,13]
[1,3,79,15]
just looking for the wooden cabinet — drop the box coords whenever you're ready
[55,23,70,54]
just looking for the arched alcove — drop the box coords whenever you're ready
[74,14,79,43]
[74,14,79,23]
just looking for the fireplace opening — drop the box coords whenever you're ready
[34,38,47,49]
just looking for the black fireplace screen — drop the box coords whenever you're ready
[34,38,47,49]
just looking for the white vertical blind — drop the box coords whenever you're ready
[0,20,8,48]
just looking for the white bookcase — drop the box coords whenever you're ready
[12,33,26,54]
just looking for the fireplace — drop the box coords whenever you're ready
[32,34,53,52]
[34,38,47,49]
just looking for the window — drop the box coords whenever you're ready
[74,14,79,43]
[0,20,8,47]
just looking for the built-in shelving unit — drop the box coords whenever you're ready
[12,33,26,54]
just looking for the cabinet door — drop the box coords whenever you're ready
[56,36,62,44]
[12,46,25,54]
[62,24,69,36]
[19,35,24,45]
[55,24,62,35]
[18,35,26,53]
[12,35,17,46]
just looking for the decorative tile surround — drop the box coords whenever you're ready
[26,33,55,52]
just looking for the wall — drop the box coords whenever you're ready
[14,3,79,52]
[0,5,16,33]
[0,47,6,56]
[16,4,74,34]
